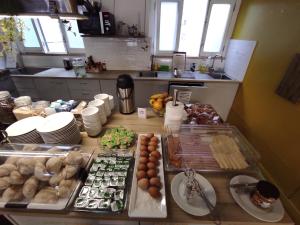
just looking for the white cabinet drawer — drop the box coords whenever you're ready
[69,90,100,101]
[67,79,101,91]
[34,78,70,101]
[17,88,39,100]
[12,77,36,89]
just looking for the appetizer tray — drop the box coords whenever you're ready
[164,125,260,172]
[73,153,133,213]
[128,134,167,218]
[0,143,93,210]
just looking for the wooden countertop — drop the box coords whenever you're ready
[1,112,294,225]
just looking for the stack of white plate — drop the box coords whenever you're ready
[37,112,81,144]
[14,96,32,107]
[6,116,45,143]
[88,99,107,124]
[82,107,102,136]
[94,94,111,116]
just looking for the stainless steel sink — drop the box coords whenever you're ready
[139,71,158,77]
[9,67,50,75]
[208,71,231,80]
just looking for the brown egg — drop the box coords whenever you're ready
[150,136,159,143]
[147,169,157,178]
[139,157,148,164]
[147,162,156,169]
[140,145,148,152]
[140,150,149,157]
[148,186,161,199]
[150,150,161,159]
[149,156,158,164]
[148,145,156,152]
[140,140,148,146]
[136,170,147,180]
[140,135,150,142]
[148,141,158,147]
[138,178,149,190]
[150,177,162,188]
[138,163,147,171]
[146,133,154,138]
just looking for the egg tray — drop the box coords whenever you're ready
[72,154,134,214]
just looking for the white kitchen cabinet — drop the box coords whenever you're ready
[34,78,70,101]
[12,77,40,100]
[100,80,118,107]
[67,79,101,101]
[134,80,169,107]
[114,0,146,33]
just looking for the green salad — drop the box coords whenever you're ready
[100,127,135,149]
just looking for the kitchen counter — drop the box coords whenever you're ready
[11,68,240,83]
[1,112,293,225]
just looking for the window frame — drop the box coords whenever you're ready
[155,0,241,57]
[156,0,183,55]
[19,17,85,55]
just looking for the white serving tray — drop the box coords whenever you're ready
[128,134,167,218]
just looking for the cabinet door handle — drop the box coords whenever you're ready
[82,93,90,96]
[79,82,88,85]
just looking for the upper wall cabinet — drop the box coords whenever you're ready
[114,0,146,33]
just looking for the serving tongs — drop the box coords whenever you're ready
[230,182,257,194]
[184,168,221,225]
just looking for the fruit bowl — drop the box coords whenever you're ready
[149,92,172,117]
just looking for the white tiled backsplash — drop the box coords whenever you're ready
[83,37,151,70]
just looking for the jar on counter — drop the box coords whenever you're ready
[72,58,86,78]
[0,91,17,124]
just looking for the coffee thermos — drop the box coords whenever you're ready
[117,74,135,114]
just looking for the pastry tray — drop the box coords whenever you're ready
[163,125,260,173]
[0,143,94,210]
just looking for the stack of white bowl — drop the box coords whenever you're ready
[82,107,102,136]
[88,99,107,124]
[6,116,45,143]
[94,94,111,116]
[37,112,81,144]
[108,95,114,110]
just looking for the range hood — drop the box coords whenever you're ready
[0,0,86,19]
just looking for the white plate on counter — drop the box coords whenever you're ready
[171,172,216,216]
[128,134,167,218]
[229,175,284,222]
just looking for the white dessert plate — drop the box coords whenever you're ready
[229,175,284,222]
[37,112,74,133]
[171,172,216,216]
[128,134,167,218]
[6,116,45,137]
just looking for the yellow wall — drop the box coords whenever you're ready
[228,0,300,223]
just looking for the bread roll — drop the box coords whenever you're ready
[0,164,17,177]
[47,147,61,153]
[5,157,19,165]
[34,162,51,181]
[9,170,25,185]
[17,158,36,175]
[57,179,76,198]
[65,152,83,166]
[49,172,64,186]
[23,176,39,199]
[62,165,80,179]
[32,187,58,204]
[22,145,38,152]
[46,157,63,174]
[0,177,10,190]
[2,186,23,202]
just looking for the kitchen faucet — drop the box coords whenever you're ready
[208,54,223,73]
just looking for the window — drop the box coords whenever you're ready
[156,0,240,57]
[19,17,84,54]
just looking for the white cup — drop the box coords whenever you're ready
[44,107,56,116]
[94,93,111,116]
[88,99,107,124]
[108,95,114,110]
[84,125,102,136]
[81,106,100,121]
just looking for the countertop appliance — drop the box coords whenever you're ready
[168,81,206,104]
[117,74,135,114]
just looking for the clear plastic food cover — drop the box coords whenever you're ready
[0,143,94,210]
[164,125,260,172]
